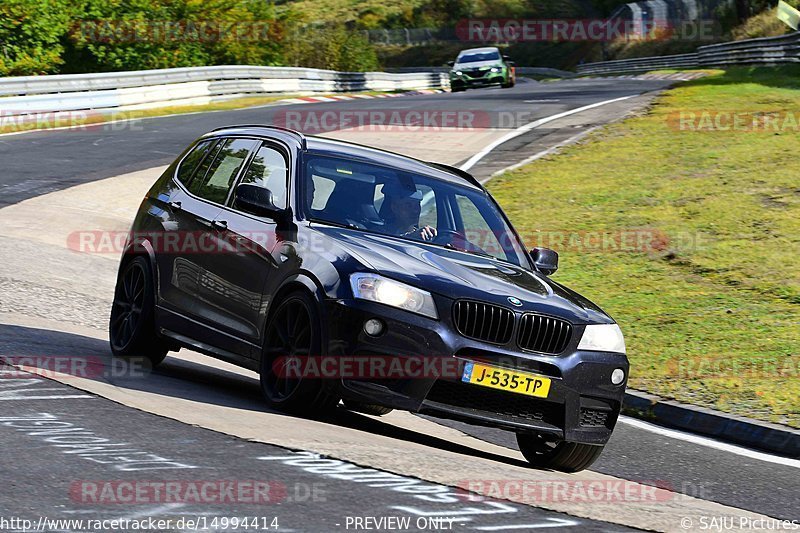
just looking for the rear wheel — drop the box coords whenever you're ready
[516,433,604,472]
[260,291,338,416]
[109,256,169,367]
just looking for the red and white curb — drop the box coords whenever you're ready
[277,89,445,105]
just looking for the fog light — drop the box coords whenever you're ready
[364,318,384,337]
[611,368,625,385]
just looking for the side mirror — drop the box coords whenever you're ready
[531,247,558,275]
[447,60,455,67]
[234,183,284,219]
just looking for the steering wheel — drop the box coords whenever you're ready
[433,229,490,255]
[432,229,462,245]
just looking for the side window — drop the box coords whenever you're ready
[418,185,437,228]
[455,194,504,258]
[191,140,223,189]
[187,139,255,204]
[176,140,215,184]
[310,175,335,211]
[238,144,289,208]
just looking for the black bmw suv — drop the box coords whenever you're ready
[111,125,629,472]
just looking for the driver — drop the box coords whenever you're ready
[381,180,437,241]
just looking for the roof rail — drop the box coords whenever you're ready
[426,162,483,189]
[209,124,307,149]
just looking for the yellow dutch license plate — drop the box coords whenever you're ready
[461,362,551,398]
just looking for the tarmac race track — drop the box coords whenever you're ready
[0,78,797,532]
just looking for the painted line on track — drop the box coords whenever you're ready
[619,416,800,469]
[459,94,640,172]
[481,126,601,184]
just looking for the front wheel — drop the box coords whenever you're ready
[516,433,604,472]
[259,291,338,416]
[109,256,169,367]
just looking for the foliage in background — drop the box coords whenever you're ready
[275,0,428,29]
[280,0,605,69]
[282,24,379,71]
[64,0,283,72]
[605,0,800,62]
[1,0,796,75]
[0,0,77,75]
[731,0,799,40]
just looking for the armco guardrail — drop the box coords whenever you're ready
[697,31,800,66]
[577,31,800,75]
[576,53,700,75]
[386,66,577,78]
[0,66,449,117]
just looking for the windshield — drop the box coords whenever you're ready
[457,51,501,64]
[303,155,528,267]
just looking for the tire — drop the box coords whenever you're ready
[451,86,464,93]
[259,290,338,416]
[109,256,169,367]
[343,399,393,416]
[516,433,604,472]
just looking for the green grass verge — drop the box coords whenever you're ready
[488,66,800,427]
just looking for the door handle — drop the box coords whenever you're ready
[211,219,228,231]
[168,201,182,211]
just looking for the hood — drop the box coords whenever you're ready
[311,225,613,325]
[454,60,503,70]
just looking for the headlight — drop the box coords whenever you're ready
[490,67,501,72]
[455,70,463,76]
[350,273,438,319]
[578,324,626,354]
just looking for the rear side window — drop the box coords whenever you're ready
[187,138,256,204]
[238,144,289,208]
[176,140,215,184]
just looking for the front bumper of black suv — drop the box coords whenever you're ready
[325,297,628,446]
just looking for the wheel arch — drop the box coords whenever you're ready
[119,237,160,300]
[265,271,329,347]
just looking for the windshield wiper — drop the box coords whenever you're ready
[310,218,361,231]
